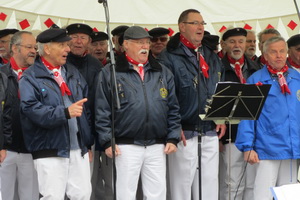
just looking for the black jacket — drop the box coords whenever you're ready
[0,71,7,150]
[221,54,260,144]
[0,64,28,153]
[95,53,181,149]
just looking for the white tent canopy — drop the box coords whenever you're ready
[1,0,300,39]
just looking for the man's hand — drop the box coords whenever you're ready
[164,143,177,154]
[180,130,187,146]
[216,124,226,139]
[68,98,88,118]
[105,145,121,158]
[244,150,259,165]
[0,150,7,163]
[88,150,93,163]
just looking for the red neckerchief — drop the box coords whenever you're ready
[101,58,107,66]
[251,55,257,61]
[2,58,8,64]
[260,55,268,65]
[217,51,224,59]
[180,34,209,78]
[10,57,28,81]
[41,57,71,96]
[267,64,291,94]
[125,53,147,81]
[227,55,246,83]
[287,57,300,69]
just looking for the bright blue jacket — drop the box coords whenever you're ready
[235,66,300,160]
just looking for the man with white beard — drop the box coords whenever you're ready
[219,27,259,200]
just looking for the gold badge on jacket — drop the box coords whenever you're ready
[160,88,168,98]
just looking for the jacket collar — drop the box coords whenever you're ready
[115,52,162,72]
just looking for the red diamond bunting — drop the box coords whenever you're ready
[219,25,227,33]
[287,20,297,30]
[44,18,54,28]
[93,27,99,32]
[168,28,174,36]
[243,24,252,30]
[19,19,30,30]
[266,24,274,29]
[0,12,7,21]
[144,28,149,32]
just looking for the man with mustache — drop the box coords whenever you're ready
[0,31,39,200]
[158,9,226,200]
[245,30,257,61]
[0,29,19,66]
[19,28,93,199]
[95,26,181,200]
[236,36,300,200]
[219,27,260,200]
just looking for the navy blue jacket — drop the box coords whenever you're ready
[0,71,7,150]
[158,33,224,133]
[95,53,181,149]
[19,58,93,159]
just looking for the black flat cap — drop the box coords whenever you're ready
[222,27,247,41]
[287,34,300,48]
[202,35,220,50]
[91,32,108,43]
[66,23,93,36]
[0,28,19,38]
[37,28,71,43]
[111,25,129,36]
[148,27,170,37]
[124,26,152,40]
[50,24,60,29]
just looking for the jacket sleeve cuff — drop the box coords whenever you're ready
[103,141,112,150]
[64,108,71,119]
[166,138,179,147]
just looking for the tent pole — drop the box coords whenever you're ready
[293,0,300,21]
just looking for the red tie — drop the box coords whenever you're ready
[267,64,291,94]
[227,55,246,83]
[138,64,144,81]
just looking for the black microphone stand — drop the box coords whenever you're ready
[98,1,120,200]
[196,49,203,200]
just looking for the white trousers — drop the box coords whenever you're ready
[0,151,39,200]
[253,159,298,200]
[219,143,256,200]
[34,149,91,200]
[168,135,219,200]
[116,144,166,200]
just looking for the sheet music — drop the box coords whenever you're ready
[271,183,300,200]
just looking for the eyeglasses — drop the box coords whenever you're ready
[17,44,37,51]
[183,21,207,26]
[150,37,168,43]
[129,40,150,46]
[0,40,9,45]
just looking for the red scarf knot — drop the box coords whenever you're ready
[267,64,291,95]
[180,34,209,78]
[125,53,147,81]
[10,57,28,81]
[227,55,246,83]
[41,57,71,96]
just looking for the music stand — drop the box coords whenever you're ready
[200,82,271,200]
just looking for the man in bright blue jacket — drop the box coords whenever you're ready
[235,36,300,200]
[19,28,93,200]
